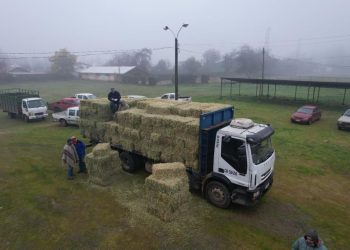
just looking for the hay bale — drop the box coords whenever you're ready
[79,98,232,171]
[85,143,121,186]
[144,162,189,221]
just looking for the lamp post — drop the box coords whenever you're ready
[163,24,189,100]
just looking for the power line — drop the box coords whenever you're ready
[0,46,173,60]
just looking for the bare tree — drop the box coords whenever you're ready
[49,48,77,79]
[202,49,221,74]
[151,59,171,75]
[180,57,202,75]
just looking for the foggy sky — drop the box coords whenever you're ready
[1,0,350,64]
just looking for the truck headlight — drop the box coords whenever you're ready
[29,112,34,116]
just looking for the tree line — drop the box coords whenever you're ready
[0,46,334,84]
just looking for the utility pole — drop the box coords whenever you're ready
[261,47,265,96]
[175,38,178,100]
[164,24,189,100]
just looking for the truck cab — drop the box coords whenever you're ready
[189,116,275,208]
[21,97,48,121]
[210,119,274,206]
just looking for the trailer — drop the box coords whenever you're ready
[0,88,48,121]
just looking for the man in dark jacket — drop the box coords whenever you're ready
[71,136,87,173]
[108,88,121,114]
[292,230,327,250]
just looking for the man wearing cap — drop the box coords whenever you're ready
[61,138,79,180]
[292,229,328,250]
[107,87,121,114]
[71,136,87,174]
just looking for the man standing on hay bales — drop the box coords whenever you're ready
[61,138,79,180]
[107,87,121,114]
[71,136,87,174]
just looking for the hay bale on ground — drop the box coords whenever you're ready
[145,162,189,221]
[85,143,121,186]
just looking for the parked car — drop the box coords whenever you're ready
[48,97,80,112]
[159,93,192,101]
[52,106,79,127]
[337,108,350,130]
[74,93,96,100]
[290,105,322,124]
[125,95,147,99]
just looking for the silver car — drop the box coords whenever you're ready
[337,109,350,130]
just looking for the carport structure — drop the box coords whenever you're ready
[220,77,350,105]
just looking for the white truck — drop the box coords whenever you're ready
[160,92,192,101]
[80,100,275,208]
[52,106,80,126]
[74,93,96,100]
[0,88,48,122]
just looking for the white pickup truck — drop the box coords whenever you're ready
[159,93,192,101]
[74,93,96,100]
[52,106,80,127]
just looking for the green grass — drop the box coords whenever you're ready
[0,80,349,249]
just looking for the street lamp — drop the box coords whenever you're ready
[163,24,189,100]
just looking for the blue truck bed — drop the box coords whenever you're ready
[198,106,234,176]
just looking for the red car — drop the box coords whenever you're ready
[48,97,80,112]
[291,105,322,124]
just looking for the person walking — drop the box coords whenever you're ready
[107,87,121,114]
[61,138,79,180]
[292,230,328,250]
[71,136,87,173]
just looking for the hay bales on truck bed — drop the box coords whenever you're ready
[80,98,231,170]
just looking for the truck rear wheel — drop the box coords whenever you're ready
[205,181,231,209]
[120,152,137,173]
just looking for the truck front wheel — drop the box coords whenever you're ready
[205,181,231,209]
[23,115,29,123]
[120,152,137,173]
[59,119,67,127]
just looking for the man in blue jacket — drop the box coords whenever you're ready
[71,136,87,173]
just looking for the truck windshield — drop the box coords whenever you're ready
[28,99,45,108]
[250,138,274,165]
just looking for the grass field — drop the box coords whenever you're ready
[0,80,349,249]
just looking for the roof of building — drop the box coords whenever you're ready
[78,66,136,74]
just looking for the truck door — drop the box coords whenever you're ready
[67,109,76,124]
[22,101,28,114]
[217,136,249,187]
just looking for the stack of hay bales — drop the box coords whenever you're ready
[145,162,189,221]
[80,98,139,141]
[85,143,120,186]
[80,98,231,170]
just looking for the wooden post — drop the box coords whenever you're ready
[316,87,320,103]
[220,78,223,99]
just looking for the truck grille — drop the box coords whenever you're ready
[261,168,271,181]
[35,112,44,116]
